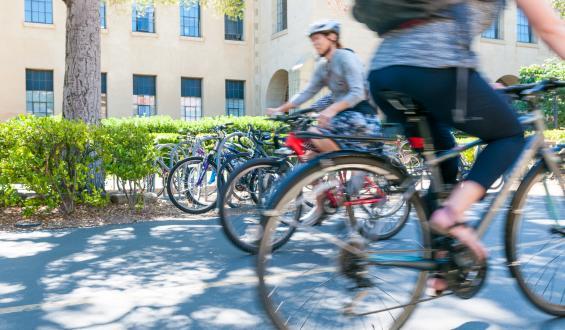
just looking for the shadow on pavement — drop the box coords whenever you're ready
[0,220,272,330]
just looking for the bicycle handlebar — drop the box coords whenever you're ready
[267,108,318,122]
[501,79,564,97]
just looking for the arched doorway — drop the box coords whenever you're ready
[496,75,520,86]
[266,69,289,108]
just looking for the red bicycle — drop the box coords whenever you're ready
[218,109,410,253]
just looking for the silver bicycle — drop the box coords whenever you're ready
[257,79,564,329]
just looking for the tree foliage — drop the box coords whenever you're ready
[519,58,565,127]
[553,0,565,17]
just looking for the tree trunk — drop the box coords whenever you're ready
[62,0,101,125]
[63,0,105,194]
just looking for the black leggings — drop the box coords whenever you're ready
[368,66,525,189]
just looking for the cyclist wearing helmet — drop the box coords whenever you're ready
[366,0,565,292]
[267,20,380,154]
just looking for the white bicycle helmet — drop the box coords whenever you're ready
[307,20,341,37]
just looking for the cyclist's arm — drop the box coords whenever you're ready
[339,51,366,108]
[516,0,565,58]
[311,93,334,111]
[288,65,326,108]
[269,65,326,114]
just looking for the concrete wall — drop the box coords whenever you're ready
[475,1,556,82]
[0,1,255,121]
[0,0,558,122]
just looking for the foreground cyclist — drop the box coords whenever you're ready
[363,0,565,291]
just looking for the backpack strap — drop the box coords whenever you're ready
[451,0,505,123]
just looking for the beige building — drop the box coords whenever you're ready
[0,0,557,122]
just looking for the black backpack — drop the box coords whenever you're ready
[353,0,498,36]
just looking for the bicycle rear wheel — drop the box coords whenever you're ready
[506,157,565,316]
[257,152,431,330]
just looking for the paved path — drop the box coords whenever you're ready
[0,209,563,329]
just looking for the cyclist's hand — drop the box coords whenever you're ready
[318,108,337,128]
[491,82,505,90]
[266,108,283,116]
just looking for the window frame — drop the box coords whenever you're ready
[100,1,107,29]
[180,2,201,37]
[224,15,244,41]
[517,8,536,44]
[25,0,54,25]
[26,69,55,117]
[181,77,203,121]
[133,75,157,117]
[132,3,156,33]
[275,0,288,33]
[101,72,108,118]
[481,11,503,40]
[225,80,245,117]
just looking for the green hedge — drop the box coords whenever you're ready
[103,115,282,136]
[0,115,281,215]
[0,116,105,214]
[0,116,159,215]
[1,114,563,216]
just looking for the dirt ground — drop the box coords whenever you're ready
[0,199,213,232]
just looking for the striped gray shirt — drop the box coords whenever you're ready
[371,0,501,71]
[291,49,367,108]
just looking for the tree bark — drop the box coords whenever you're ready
[62,0,101,125]
[63,0,104,195]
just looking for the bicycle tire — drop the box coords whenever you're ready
[258,151,431,330]
[166,156,219,214]
[218,157,295,253]
[505,158,565,316]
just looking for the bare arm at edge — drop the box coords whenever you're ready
[516,0,565,58]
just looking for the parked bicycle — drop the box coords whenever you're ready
[166,123,276,214]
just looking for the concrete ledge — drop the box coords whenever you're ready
[110,192,158,205]
[22,22,56,29]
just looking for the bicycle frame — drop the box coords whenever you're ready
[422,109,561,238]
[368,105,563,270]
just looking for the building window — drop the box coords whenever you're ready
[25,0,53,24]
[181,78,202,121]
[225,80,245,117]
[482,12,502,39]
[100,1,107,29]
[180,2,200,37]
[133,75,156,117]
[517,8,535,43]
[26,69,54,117]
[132,2,155,33]
[225,15,243,41]
[101,73,108,118]
[275,0,287,33]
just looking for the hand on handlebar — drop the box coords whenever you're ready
[318,108,337,129]
[266,107,285,116]
[490,82,506,90]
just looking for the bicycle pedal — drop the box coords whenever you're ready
[446,246,489,300]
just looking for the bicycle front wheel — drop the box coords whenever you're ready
[257,152,431,330]
[506,157,565,316]
[219,157,295,254]
[166,156,219,214]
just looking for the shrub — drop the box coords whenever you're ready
[0,116,105,215]
[102,115,282,135]
[519,58,565,128]
[95,123,158,210]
